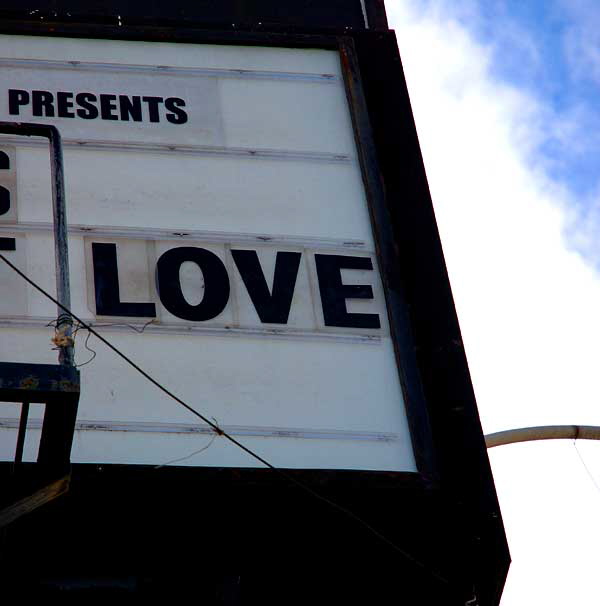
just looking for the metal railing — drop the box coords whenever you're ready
[0,122,78,466]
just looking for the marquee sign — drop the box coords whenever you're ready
[0,34,415,472]
[0,7,510,603]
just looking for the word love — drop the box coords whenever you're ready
[91,242,383,331]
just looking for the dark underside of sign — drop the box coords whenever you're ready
[0,3,508,605]
[0,463,472,604]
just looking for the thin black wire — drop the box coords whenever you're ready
[573,440,600,496]
[92,318,156,333]
[155,433,218,469]
[0,251,448,584]
[72,319,154,368]
[76,329,97,368]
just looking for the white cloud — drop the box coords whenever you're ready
[567,188,600,262]
[386,2,600,604]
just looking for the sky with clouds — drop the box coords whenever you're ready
[385,1,600,604]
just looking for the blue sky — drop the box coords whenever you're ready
[414,0,600,265]
[387,2,600,604]
[428,0,600,196]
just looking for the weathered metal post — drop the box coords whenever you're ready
[47,125,74,367]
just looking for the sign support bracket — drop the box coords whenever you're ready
[0,123,78,527]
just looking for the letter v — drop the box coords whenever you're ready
[231,250,301,324]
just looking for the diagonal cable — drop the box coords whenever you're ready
[0,251,449,584]
[573,440,600,496]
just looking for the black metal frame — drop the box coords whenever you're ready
[0,362,80,466]
[0,13,509,605]
[338,37,438,483]
[0,20,438,479]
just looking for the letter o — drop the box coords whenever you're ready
[156,247,230,321]
[0,186,10,216]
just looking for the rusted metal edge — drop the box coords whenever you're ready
[0,473,70,529]
[0,362,80,402]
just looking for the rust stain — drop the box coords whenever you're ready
[51,333,74,348]
[339,45,351,72]
[58,379,79,393]
[19,376,40,390]
[50,379,80,393]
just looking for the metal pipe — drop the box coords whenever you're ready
[0,122,73,366]
[47,126,74,366]
[485,425,600,448]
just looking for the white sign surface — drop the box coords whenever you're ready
[0,35,416,473]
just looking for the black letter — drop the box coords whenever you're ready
[165,97,188,124]
[100,94,119,120]
[0,186,10,216]
[8,89,29,115]
[232,250,301,324]
[119,95,143,122]
[314,255,381,329]
[0,237,16,250]
[156,247,230,321]
[57,91,75,118]
[92,242,156,317]
[142,96,164,123]
[32,90,55,117]
[76,92,99,119]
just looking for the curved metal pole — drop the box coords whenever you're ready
[0,121,73,366]
[486,425,600,448]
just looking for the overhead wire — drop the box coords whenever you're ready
[573,440,600,497]
[75,329,97,368]
[0,251,449,585]
[71,318,155,368]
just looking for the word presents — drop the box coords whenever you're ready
[8,89,188,124]
[92,242,382,330]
